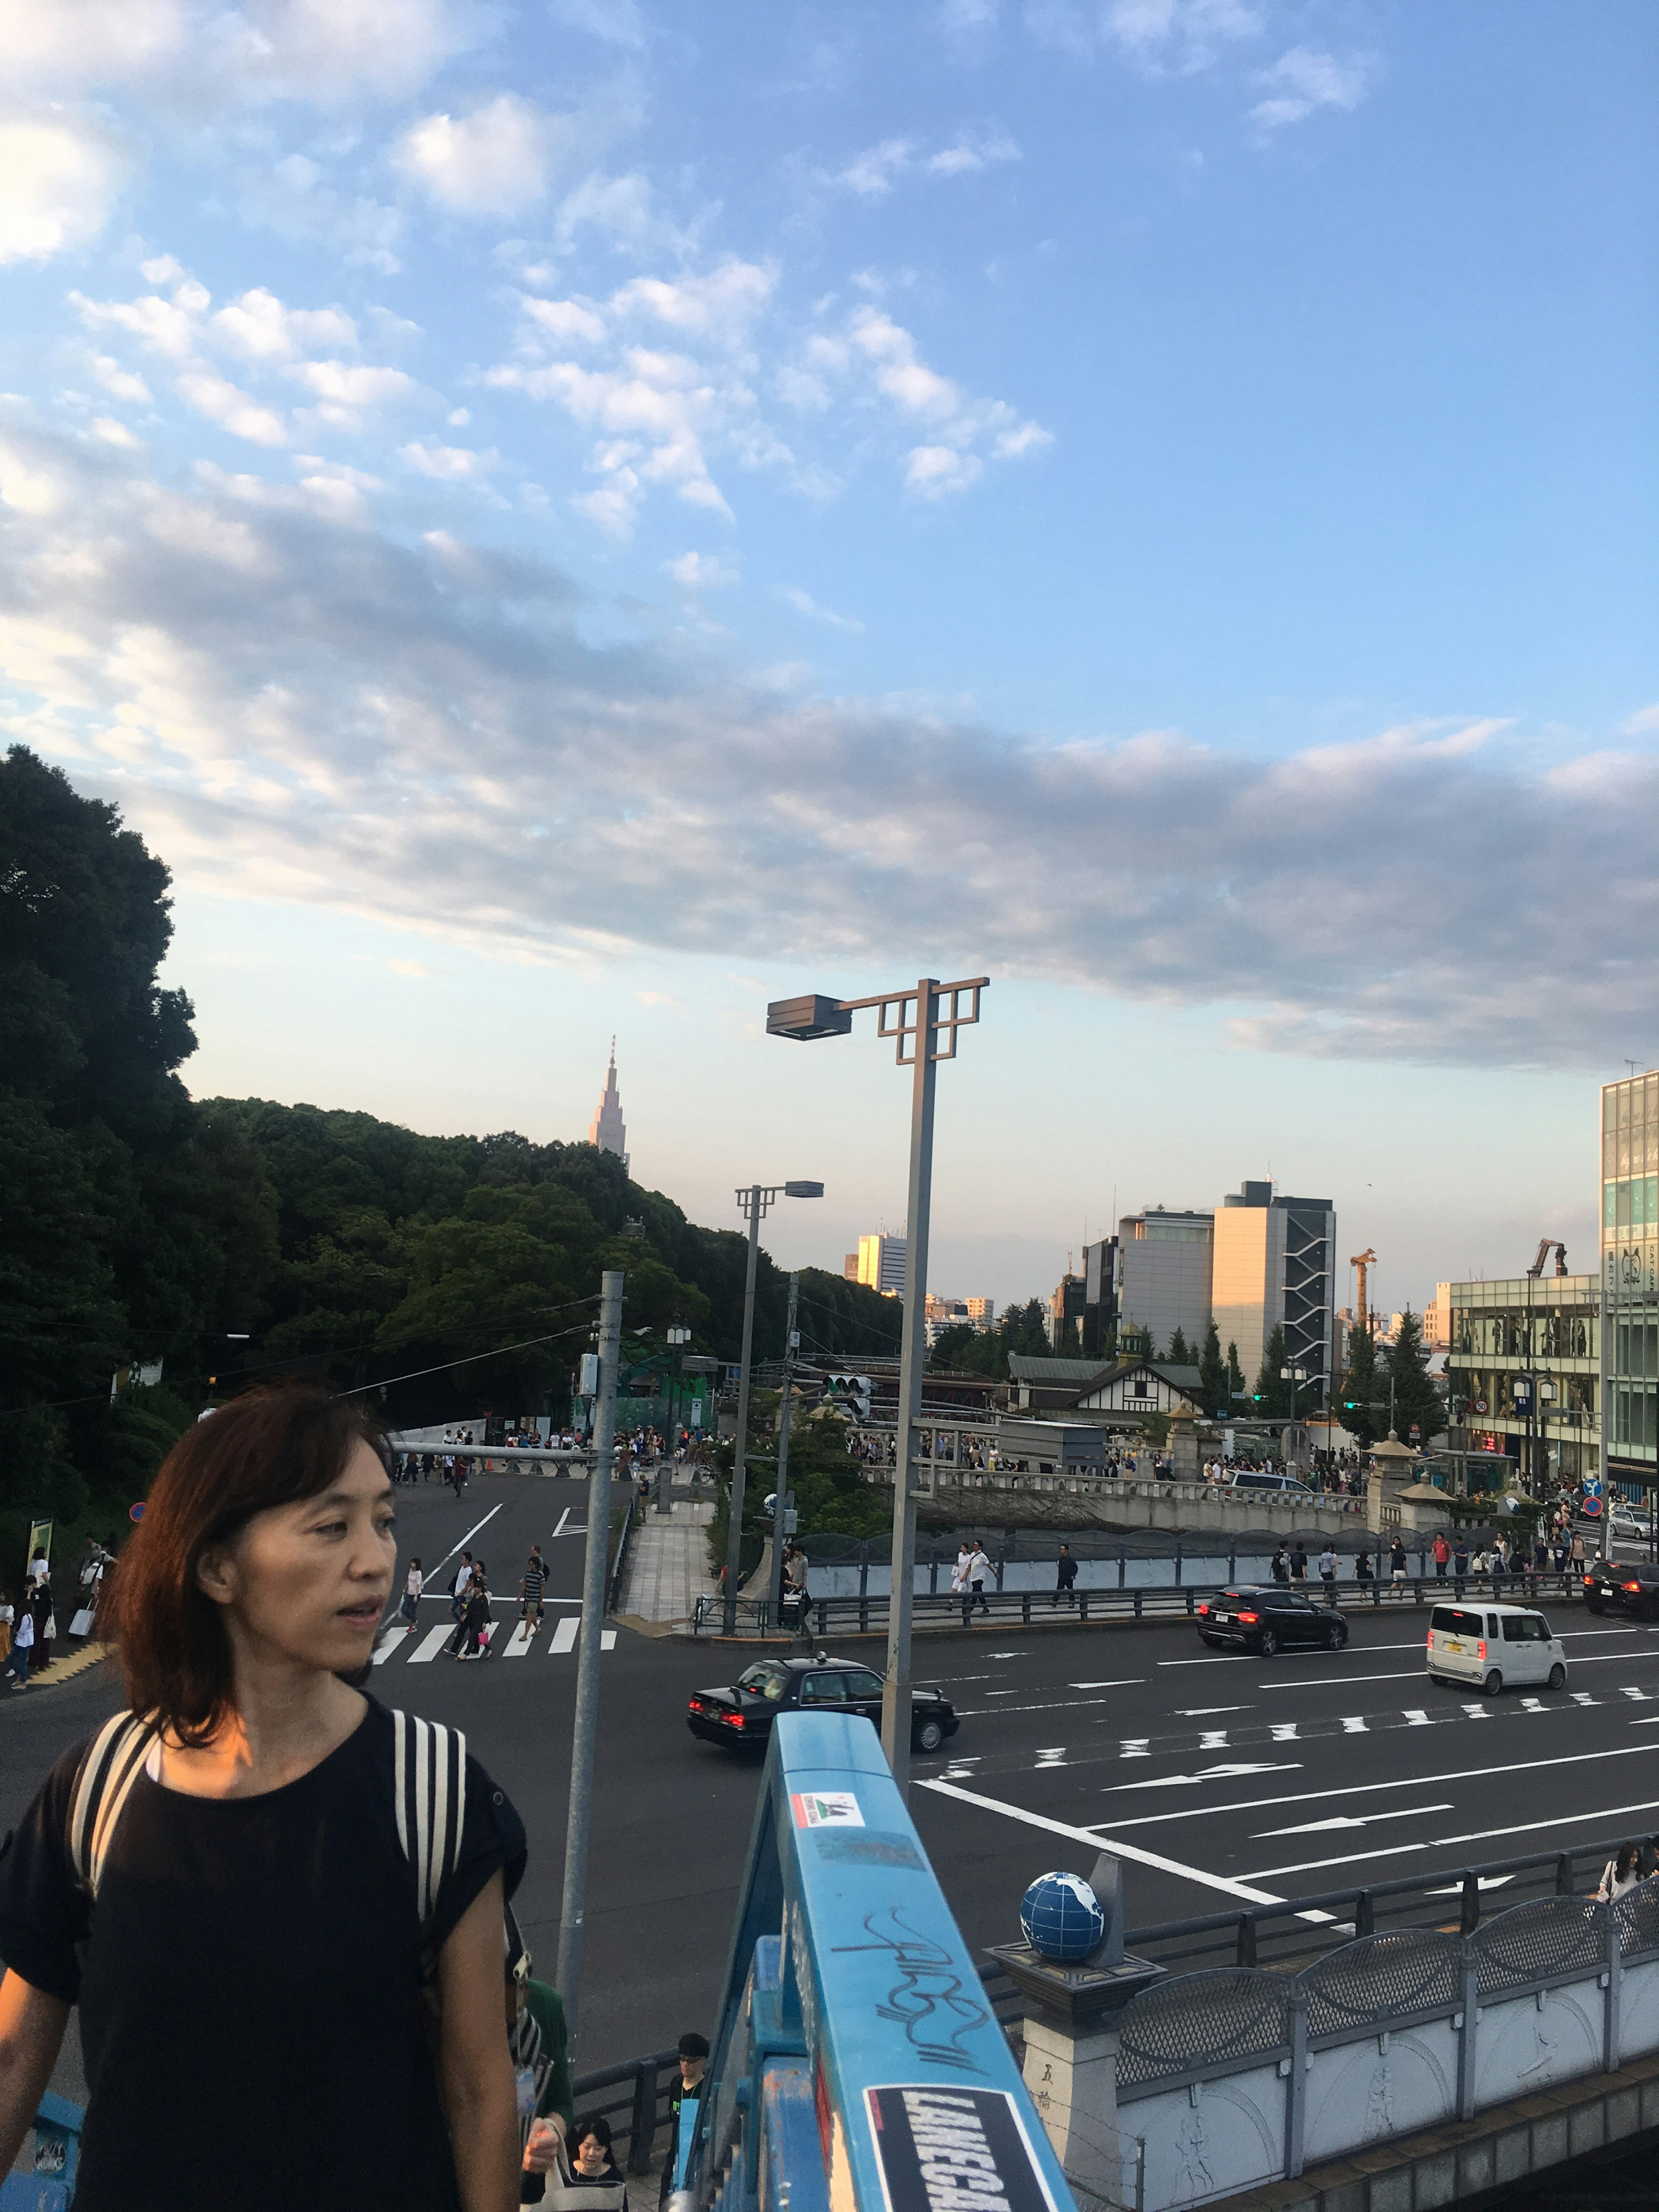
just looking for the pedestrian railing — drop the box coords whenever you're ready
[607,1493,637,1615]
[1,2092,82,2212]
[568,2047,681,2175]
[690,1567,1593,1636]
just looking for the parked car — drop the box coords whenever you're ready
[687,1656,960,1755]
[1426,1602,1567,1695]
[1605,1509,1656,1543]
[1226,1471,1320,1502]
[1583,1562,1659,1620]
[1196,1587,1348,1655]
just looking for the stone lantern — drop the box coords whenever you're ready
[1367,1430,1419,1537]
[1167,1402,1201,1484]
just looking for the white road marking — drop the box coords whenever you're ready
[1198,1730,1230,1749]
[1623,1688,1651,1701]
[1522,1697,1545,1712]
[602,1629,617,1650]
[424,1503,505,1585]
[1427,1875,1512,1897]
[1258,1672,1420,1689]
[915,1777,1287,1907]
[551,1507,571,1539]
[1461,1703,1491,1720]
[1120,1740,1150,1758]
[1177,1705,1252,1716]
[1402,1709,1433,1726]
[504,1620,536,1658]
[1254,1803,1452,1838]
[958,1696,1134,1718]
[550,1618,578,1654]
[1572,1691,1598,1706]
[1088,1742,1659,1831]
[1341,1717,1369,1733]
[1109,1762,1300,1792]
[407,1623,454,1663]
[372,1627,410,1665]
[1066,1680,1144,1690]
[1270,1723,1300,1741]
[1248,1794,1659,1882]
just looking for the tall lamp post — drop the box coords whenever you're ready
[725,1181,823,1633]
[769,975,988,1800]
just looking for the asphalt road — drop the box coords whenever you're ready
[13,1477,1659,2107]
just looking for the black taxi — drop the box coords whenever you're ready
[687,1655,960,1755]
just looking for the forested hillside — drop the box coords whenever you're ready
[0,745,900,1558]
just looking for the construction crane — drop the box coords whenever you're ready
[1528,1238,1569,1278]
[1350,1248,1377,1332]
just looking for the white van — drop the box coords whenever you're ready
[1427,1603,1568,1695]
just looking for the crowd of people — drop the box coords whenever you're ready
[1,1537,114,1691]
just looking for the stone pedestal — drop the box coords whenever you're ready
[988,1945,1165,2212]
[1367,1431,1419,1536]
[1167,1404,1201,1483]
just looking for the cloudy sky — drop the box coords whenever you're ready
[2,0,1654,1318]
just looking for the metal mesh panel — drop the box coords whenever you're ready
[1116,1970,1290,2089]
[1615,1882,1659,1961]
[1473,1897,1605,1996]
[1302,1929,1462,2039]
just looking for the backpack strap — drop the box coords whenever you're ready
[390,1710,467,1928]
[69,1710,162,1899]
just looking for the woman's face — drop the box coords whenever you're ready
[200,1440,396,1674]
[573,2132,609,2175]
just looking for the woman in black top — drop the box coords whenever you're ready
[0,1385,525,2212]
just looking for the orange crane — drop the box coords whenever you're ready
[1527,1239,1568,1278]
[1350,1249,1377,1333]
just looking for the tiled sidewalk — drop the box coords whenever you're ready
[619,1497,718,1626]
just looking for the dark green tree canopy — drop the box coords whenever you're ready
[1197,1320,1229,1417]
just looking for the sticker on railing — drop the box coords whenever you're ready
[866,2087,1058,2212]
[792,1790,864,1829]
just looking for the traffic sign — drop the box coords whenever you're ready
[1584,1475,1603,1498]
[1582,1497,1603,1518]
[129,1502,146,1522]
[1475,1398,1488,1415]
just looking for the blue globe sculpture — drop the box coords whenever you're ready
[1020,1872,1106,1963]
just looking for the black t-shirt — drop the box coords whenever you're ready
[0,1697,525,2212]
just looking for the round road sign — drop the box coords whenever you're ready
[1582,1497,1603,1518]
[1474,1397,1488,1415]
[129,1501,146,1522]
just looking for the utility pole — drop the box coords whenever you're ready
[725,1189,764,1636]
[768,1272,800,1630]
[557,1266,623,2030]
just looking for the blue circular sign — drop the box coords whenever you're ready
[1581,1497,1603,1518]
[129,1502,146,1522]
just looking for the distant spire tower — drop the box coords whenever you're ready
[588,1036,629,1168]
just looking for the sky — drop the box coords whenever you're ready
[2,0,1655,1322]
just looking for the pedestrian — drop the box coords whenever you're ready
[521,1548,547,1631]
[458,1570,493,1659]
[1453,1537,1470,1590]
[1054,1544,1078,1608]
[1355,1549,1374,1591]
[506,1909,575,2196]
[1289,1542,1308,1584]
[968,1541,992,1617]
[952,1544,973,1628]
[1318,1545,1337,1601]
[548,2116,629,2211]
[451,1550,475,1622]
[1271,1545,1290,1585]
[1596,1842,1645,1904]
[400,1557,423,1627]
[1432,1532,1450,1579]
[1389,1536,1408,1596]
[28,1580,54,1671]
[659,2034,709,2206]
[784,1543,809,1635]
[1570,1529,1587,1573]
[6,1602,34,1689]
[0,1383,527,2211]
[0,1591,11,1670]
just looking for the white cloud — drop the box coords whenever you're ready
[90,415,143,448]
[239,156,402,274]
[1030,0,1260,70]
[394,94,563,216]
[210,286,359,361]
[91,354,153,404]
[837,138,915,198]
[0,111,133,264]
[176,366,288,445]
[903,444,983,498]
[1248,46,1374,129]
[286,359,415,426]
[547,0,643,43]
[522,296,609,345]
[832,132,1020,195]
[399,440,498,480]
[1621,705,1659,738]
[927,132,1020,176]
[779,584,862,632]
[666,551,739,589]
[0,428,1649,1068]
[938,0,1000,29]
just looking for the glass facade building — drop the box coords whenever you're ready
[1604,1069,1659,1491]
[1443,1275,1599,1484]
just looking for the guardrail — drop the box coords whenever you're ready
[607,1492,636,1615]
[691,1566,1593,1636]
[567,2047,680,2174]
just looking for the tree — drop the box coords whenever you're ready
[1253,1323,1290,1418]
[1339,1321,1382,1450]
[1226,1341,1246,1405]
[1197,1320,1229,1417]
[1166,1325,1192,1367]
[1386,1308,1443,1448]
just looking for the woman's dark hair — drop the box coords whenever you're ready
[572,2116,613,2154]
[1618,1841,1643,1882]
[105,1385,389,1745]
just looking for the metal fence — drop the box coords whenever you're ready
[568,2047,681,2175]
[691,1564,1592,1636]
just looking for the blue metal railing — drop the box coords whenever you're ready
[685,1711,1073,2212]
[1,2091,81,2212]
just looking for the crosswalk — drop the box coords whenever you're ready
[372,1614,618,1665]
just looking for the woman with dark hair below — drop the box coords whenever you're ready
[542,2114,629,2211]
[0,1385,526,2212]
[1596,1841,1646,1904]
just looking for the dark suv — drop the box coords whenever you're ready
[1583,1562,1659,1620]
[1197,1586,1348,1656]
[687,1655,960,1755]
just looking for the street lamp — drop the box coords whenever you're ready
[1280,1362,1309,1475]
[725,1180,824,1632]
[769,973,988,1799]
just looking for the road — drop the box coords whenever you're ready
[12,1484,1659,2100]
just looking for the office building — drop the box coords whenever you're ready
[1604,1067,1659,1493]
[1211,1180,1336,1404]
[966,1297,996,1327]
[1081,1238,1118,1361]
[1114,1208,1213,1357]
[1443,1272,1599,1484]
[1046,1271,1087,1349]
[854,1233,907,1298]
[588,1038,628,1167]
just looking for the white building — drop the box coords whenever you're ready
[588,1039,628,1166]
[855,1233,907,1298]
[1211,1180,1336,1402]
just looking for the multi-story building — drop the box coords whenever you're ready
[1443,1273,1600,1485]
[1080,1237,1118,1360]
[587,1039,628,1166]
[1604,1067,1659,1496]
[1113,1208,1212,1357]
[1211,1180,1336,1405]
[966,1297,996,1328]
[853,1233,907,1298]
[1046,1271,1087,1349]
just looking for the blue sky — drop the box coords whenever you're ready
[2,0,1655,1314]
